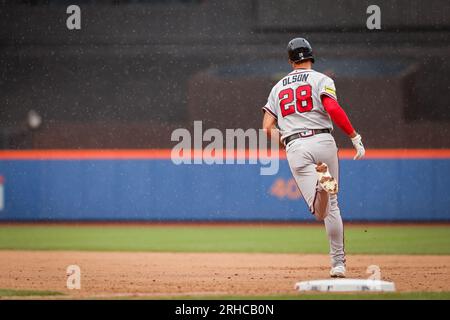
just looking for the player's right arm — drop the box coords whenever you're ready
[319,77,365,160]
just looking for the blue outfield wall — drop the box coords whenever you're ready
[0,158,449,221]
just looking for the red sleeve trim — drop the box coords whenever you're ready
[320,92,337,101]
[262,106,278,119]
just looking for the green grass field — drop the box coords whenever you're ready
[149,292,450,300]
[0,289,63,297]
[1,224,449,299]
[1,290,450,300]
[0,224,449,254]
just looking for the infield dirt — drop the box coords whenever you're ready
[0,251,449,298]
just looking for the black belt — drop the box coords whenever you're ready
[283,129,331,145]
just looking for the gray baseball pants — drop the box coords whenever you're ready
[285,132,346,268]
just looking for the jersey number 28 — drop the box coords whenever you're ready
[278,85,313,117]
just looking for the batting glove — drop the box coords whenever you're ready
[351,134,365,160]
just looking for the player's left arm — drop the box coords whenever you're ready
[320,94,365,160]
[262,86,284,149]
[262,111,284,149]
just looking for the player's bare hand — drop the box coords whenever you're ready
[351,134,365,160]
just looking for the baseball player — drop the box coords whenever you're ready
[262,38,365,278]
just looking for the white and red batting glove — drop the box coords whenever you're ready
[351,134,365,160]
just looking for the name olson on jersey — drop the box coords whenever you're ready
[282,73,309,86]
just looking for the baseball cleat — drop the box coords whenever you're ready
[330,265,346,278]
[316,162,338,195]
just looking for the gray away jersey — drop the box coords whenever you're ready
[262,68,338,140]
